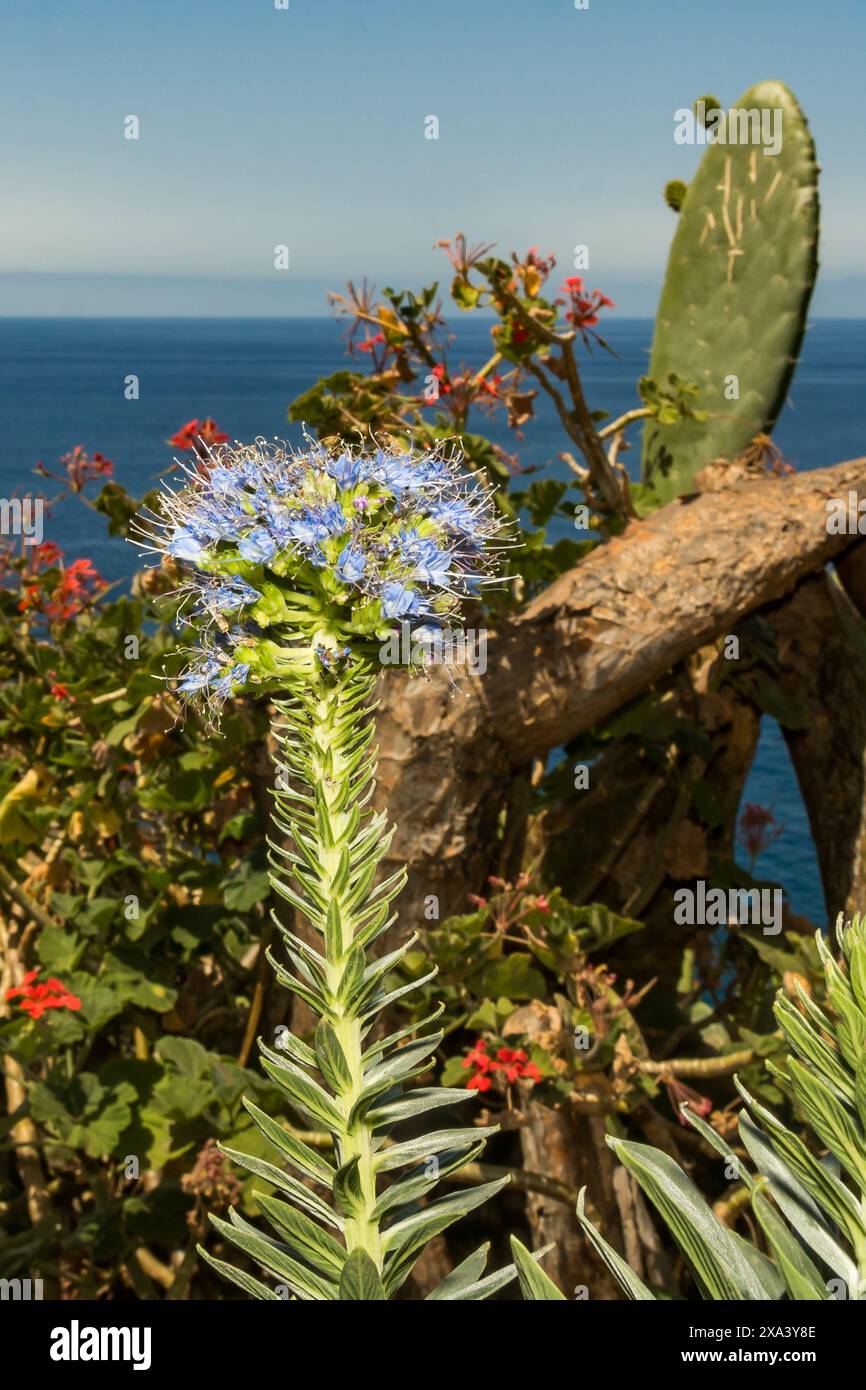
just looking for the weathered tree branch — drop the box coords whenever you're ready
[763,543,866,921]
[375,457,866,929]
[483,457,866,758]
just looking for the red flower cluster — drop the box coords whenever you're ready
[738,802,783,863]
[64,446,113,491]
[462,1038,542,1092]
[423,363,502,406]
[6,969,82,1021]
[558,276,615,335]
[46,668,74,700]
[34,446,113,493]
[169,418,230,451]
[356,332,386,355]
[18,556,106,623]
[29,541,63,571]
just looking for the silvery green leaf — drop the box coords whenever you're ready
[255,1193,346,1278]
[197,1245,282,1300]
[219,1143,342,1230]
[365,1086,471,1128]
[609,1137,775,1299]
[209,1211,338,1301]
[242,1097,335,1187]
[575,1187,657,1300]
[339,1249,386,1301]
[751,1185,827,1300]
[738,1110,855,1286]
[509,1236,567,1300]
[426,1243,491,1299]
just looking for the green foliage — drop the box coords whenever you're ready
[571,918,866,1302]
[509,1236,565,1300]
[199,666,520,1299]
[0,483,292,1294]
[644,81,819,501]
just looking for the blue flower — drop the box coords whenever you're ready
[141,435,506,713]
[411,538,451,586]
[381,580,423,618]
[178,657,222,692]
[285,511,324,547]
[214,662,250,698]
[318,502,348,535]
[206,578,262,612]
[373,452,419,498]
[327,452,364,489]
[428,498,479,535]
[335,544,367,584]
[208,466,237,495]
[169,527,206,562]
[238,527,278,563]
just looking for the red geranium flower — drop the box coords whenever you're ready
[6,969,82,1020]
[169,417,229,451]
[17,555,106,622]
[462,1037,541,1089]
[462,1039,491,1073]
[558,276,615,339]
[467,1072,492,1092]
[31,542,62,571]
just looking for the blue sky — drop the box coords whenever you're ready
[1,0,864,314]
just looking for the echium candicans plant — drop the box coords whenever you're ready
[136,434,530,1300]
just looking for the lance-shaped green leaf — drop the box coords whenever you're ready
[339,1249,386,1301]
[242,1097,336,1187]
[735,1081,866,1249]
[209,1210,339,1301]
[751,1183,826,1300]
[608,1137,777,1299]
[785,1057,866,1189]
[773,993,854,1102]
[218,1143,342,1230]
[381,1177,509,1292]
[738,1111,856,1287]
[575,1188,656,1300]
[425,1243,492,1300]
[509,1236,567,1301]
[197,1246,282,1301]
[255,1193,347,1279]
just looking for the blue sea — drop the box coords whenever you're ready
[4,315,865,926]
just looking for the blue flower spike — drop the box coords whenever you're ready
[136,434,506,714]
[133,434,520,1301]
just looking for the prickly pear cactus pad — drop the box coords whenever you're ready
[643,81,819,502]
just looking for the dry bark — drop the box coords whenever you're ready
[763,543,866,921]
[518,1102,669,1297]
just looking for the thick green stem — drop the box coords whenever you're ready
[205,654,505,1299]
[274,666,383,1267]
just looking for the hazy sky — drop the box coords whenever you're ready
[1,0,864,315]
